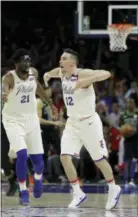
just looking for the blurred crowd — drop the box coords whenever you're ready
[1,2,138,195]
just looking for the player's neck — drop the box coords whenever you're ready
[62,66,78,79]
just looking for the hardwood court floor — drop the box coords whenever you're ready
[2,192,138,217]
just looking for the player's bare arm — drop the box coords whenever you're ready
[75,69,111,89]
[37,98,65,127]
[43,67,60,87]
[33,68,58,119]
[33,67,53,106]
[2,73,14,102]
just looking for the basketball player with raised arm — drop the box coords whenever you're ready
[44,49,121,210]
[2,49,57,205]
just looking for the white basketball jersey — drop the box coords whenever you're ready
[61,69,96,119]
[2,68,38,119]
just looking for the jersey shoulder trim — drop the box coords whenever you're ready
[29,67,38,78]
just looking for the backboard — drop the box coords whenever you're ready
[75,1,138,38]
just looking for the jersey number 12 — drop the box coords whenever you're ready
[21,95,30,103]
[66,96,74,106]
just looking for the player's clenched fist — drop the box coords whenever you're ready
[54,121,65,127]
[2,93,9,102]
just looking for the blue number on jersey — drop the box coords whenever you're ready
[66,96,74,106]
[21,95,30,103]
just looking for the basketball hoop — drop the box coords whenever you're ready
[107,24,135,52]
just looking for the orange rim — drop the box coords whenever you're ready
[108,24,135,31]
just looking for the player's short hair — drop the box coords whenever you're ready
[64,48,79,64]
[11,48,30,63]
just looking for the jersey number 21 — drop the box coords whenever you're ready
[21,95,30,103]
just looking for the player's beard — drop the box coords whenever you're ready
[19,65,30,74]
[22,68,29,74]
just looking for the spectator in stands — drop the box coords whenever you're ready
[47,145,66,183]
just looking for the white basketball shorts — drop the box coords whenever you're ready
[2,116,44,154]
[61,112,108,161]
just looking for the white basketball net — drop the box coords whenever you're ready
[108,24,134,52]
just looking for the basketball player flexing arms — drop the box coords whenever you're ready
[2,49,56,205]
[44,49,121,210]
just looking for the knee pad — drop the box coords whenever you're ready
[16,149,27,161]
[29,154,44,174]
